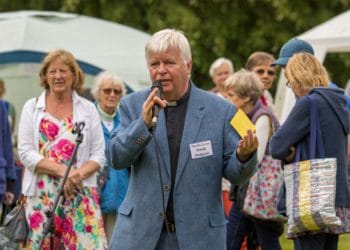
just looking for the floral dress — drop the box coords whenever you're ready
[24,113,107,250]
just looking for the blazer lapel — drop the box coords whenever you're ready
[175,87,205,186]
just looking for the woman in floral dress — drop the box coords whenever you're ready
[18,49,107,249]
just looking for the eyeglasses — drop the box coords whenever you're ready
[285,80,291,88]
[255,69,275,76]
[101,88,122,95]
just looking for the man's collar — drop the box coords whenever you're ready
[167,83,191,107]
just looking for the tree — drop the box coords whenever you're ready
[1,0,350,91]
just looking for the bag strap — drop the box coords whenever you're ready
[309,95,325,158]
[295,95,325,161]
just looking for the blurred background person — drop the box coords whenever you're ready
[91,71,129,243]
[225,69,283,250]
[0,78,16,135]
[0,78,25,218]
[1,77,25,204]
[0,99,17,250]
[226,51,277,250]
[270,53,350,250]
[273,37,350,190]
[18,49,107,249]
[271,38,314,69]
[209,57,234,98]
[0,99,17,219]
[245,51,276,113]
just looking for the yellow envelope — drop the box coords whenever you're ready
[230,109,255,138]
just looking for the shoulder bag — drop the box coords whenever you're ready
[3,196,29,243]
[283,95,340,235]
[243,114,287,222]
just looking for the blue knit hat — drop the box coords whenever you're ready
[272,38,314,66]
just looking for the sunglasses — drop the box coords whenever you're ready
[255,69,275,76]
[101,88,122,95]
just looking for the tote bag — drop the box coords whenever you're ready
[3,201,29,242]
[283,95,340,235]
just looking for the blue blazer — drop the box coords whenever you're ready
[108,83,257,250]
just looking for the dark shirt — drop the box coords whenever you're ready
[165,84,191,223]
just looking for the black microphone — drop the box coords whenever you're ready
[151,80,163,129]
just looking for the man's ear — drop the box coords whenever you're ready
[186,60,192,75]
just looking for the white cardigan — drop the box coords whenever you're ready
[18,90,105,196]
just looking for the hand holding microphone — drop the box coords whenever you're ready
[151,80,163,128]
[142,80,166,130]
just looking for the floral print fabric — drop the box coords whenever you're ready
[243,155,287,222]
[24,114,107,250]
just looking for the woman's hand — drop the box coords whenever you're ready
[63,161,99,198]
[284,146,296,163]
[64,168,84,198]
[236,129,259,162]
[4,192,14,206]
[35,159,67,178]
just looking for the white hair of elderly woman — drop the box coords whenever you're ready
[90,71,126,100]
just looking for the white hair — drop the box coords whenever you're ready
[209,57,234,77]
[145,29,192,64]
[91,71,126,101]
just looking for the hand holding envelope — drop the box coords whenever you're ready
[230,109,258,162]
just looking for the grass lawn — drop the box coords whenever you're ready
[280,230,350,250]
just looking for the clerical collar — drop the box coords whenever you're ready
[167,83,191,107]
[167,101,177,107]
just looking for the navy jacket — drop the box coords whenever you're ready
[270,88,350,207]
[0,100,16,195]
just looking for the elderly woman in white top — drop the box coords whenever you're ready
[18,49,107,249]
[225,69,283,250]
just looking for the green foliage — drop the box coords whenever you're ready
[1,0,350,90]
[324,53,350,88]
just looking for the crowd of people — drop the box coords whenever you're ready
[0,28,349,250]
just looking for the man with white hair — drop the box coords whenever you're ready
[108,29,258,250]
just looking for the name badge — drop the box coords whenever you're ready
[190,140,213,159]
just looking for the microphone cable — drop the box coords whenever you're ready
[152,128,174,250]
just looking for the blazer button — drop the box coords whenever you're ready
[163,185,170,191]
[136,136,145,144]
[159,212,165,218]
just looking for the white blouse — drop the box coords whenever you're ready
[18,91,105,196]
